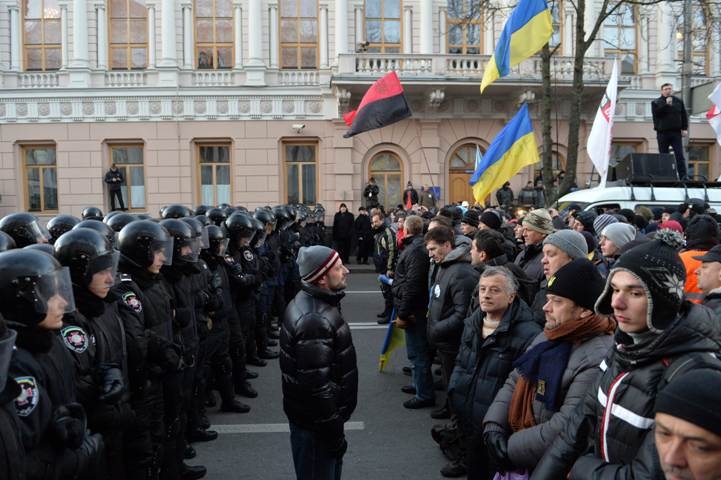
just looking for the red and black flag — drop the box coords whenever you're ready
[343,71,412,138]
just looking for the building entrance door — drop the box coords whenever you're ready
[449,143,482,204]
[369,152,403,210]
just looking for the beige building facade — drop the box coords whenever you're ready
[0,0,719,221]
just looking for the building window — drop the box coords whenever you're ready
[23,0,62,71]
[280,0,318,69]
[549,0,563,48]
[364,0,401,53]
[687,144,711,180]
[675,9,710,76]
[602,4,637,74]
[369,151,402,208]
[284,142,317,205]
[197,143,231,205]
[110,144,146,209]
[195,0,233,69]
[23,145,58,212]
[446,0,481,54]
[109,0,148,70]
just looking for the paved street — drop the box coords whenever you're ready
[194,266,452,479]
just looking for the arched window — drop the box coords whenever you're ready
[109,0,148,70]
[195,0,233,69]
[369,151,402,209]
[448,142,483,205]
[364,0,401,53]
[280,0,319,69]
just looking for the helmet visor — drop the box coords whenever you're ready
[213,238,229,257]
[31,266,76,314]
[88,250,120,283]
[151,237,174,266]
[253,231,267,248]
[199,227,210,250]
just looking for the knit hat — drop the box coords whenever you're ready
[461,210,480,228]
[685,214,720,250]
[297,246,340,283]
[658,220,684,233]
[601,223,636,249]
[655,368,721,438]
[618,209,636,224]
[479,211,501,230]
[522,209,554,235]
[593,214,618,235]
[595,230,686,332]
[543,230,588,260]
[547,258,604,311]
[575,210,598,234]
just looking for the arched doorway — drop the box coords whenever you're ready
[369,151,403,210]
[449,143,483,204]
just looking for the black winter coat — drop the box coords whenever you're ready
[392,235,430,319]
[104,169,124,191]
[448,299,541,435]
[515,243,544,300]
[531,302,721,480]
[703,291,721,318]
[280,283,358,443]
[403,188,419,206]
[427,245,480,352]
[651,95,688,132]
[0,330,23,480]
[354,215,373,243]
[332,212,355,240]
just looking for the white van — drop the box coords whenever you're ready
[555,182,721,214]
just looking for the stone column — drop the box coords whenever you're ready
[9,4,21,71]
[563,11,573,56]
[147,4,156,68]
[354,3,363,49]
[403,6,412,54]
[70,0,89,67]
[60,2,68,67]
[656,2,675,73]
[438,7,446,54]
[159,0,177,67]
[247,0,263,65]
[484,13,494,55]
[233,1,243,67]
[319,5,328,67]
[419,0,432,53]
[181,2,192,68]
[335,0,348,56]
[95,1,107,69]
[269,3,278,68]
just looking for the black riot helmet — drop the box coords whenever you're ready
[24,243,56,256]
[251,217,267,247]
[103,210,122,223]
[105,212,137,233]
[117,220,174,270]
[0,249,76,328]
[206,208,227,227]
[73,220,116,246]
[220,205,235,218]
[254,208,276,230]
[225,212,255,244]
[54,228,119,289]
[286,205,297,223]
[181,217,210,250]
[160,219,200,265]
[81,206,104,221]
[194,214,210,227]
[161,204,190,219]
[47,214,81,244]
[235,206,249,214]
[272,206,292,231]
[195,205,211,216]
[0,212,50,247]
[205,225,229,257]
[0,231,16,252]
[295,208,308,225]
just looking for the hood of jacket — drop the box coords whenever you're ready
[443,236,472,265]
[614,301,721,368]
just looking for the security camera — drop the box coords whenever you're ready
[292,124,306,134]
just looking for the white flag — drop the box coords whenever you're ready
[586,60,618,188]
[707,83,721,146]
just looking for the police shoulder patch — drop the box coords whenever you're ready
[60,325,89,353]
[243,250,254,261]
[122,291,143,313]
[14,376,40,417]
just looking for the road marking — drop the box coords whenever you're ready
[349,322,388,330]
[344,290,381,294]
[214,422,366,434]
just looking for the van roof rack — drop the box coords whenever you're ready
[604,178,721,203]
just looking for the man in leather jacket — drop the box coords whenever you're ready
[280,246,358,480]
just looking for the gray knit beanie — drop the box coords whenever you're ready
[297,246,340,283]
[601,223,636,249]
[543,230,588,260]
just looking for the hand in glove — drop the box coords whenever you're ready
[163,344,182,372]
[75,432,105,476]
[484,431,513,473]
[52,403,87,449]
[98,365,125,404]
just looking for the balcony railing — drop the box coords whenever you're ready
[18,72,60,88]
[105,71,147,87]
[336,53,614,83]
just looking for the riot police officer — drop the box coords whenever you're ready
[0,212,50,247]
[0,312,23,480]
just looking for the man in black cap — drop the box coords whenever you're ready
[460,210,480,239]
[694,244,721,317]
[654,367,721,480]
[281,246,358,480]
[532,231,721,479]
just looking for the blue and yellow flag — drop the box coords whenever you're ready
[480,0,552,93]
[378,308,405,372]
[469,103,540,204]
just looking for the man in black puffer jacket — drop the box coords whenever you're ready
[281,246,358,480]
[531,231,721,480]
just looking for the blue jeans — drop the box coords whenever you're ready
[289,423,343,480]
[405,314,435,402]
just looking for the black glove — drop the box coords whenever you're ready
[484,431,513,473]
[163,344,182,372]
[195,289,211,308]
[75,432,104,476]
[52,403,87,449]
[327,435,348,459]
[98,365,125,404]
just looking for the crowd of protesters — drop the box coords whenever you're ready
[355,191,721,480]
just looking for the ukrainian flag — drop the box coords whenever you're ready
[378,308,405,372]
[470,103,540,205]
[480,0,553,93]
